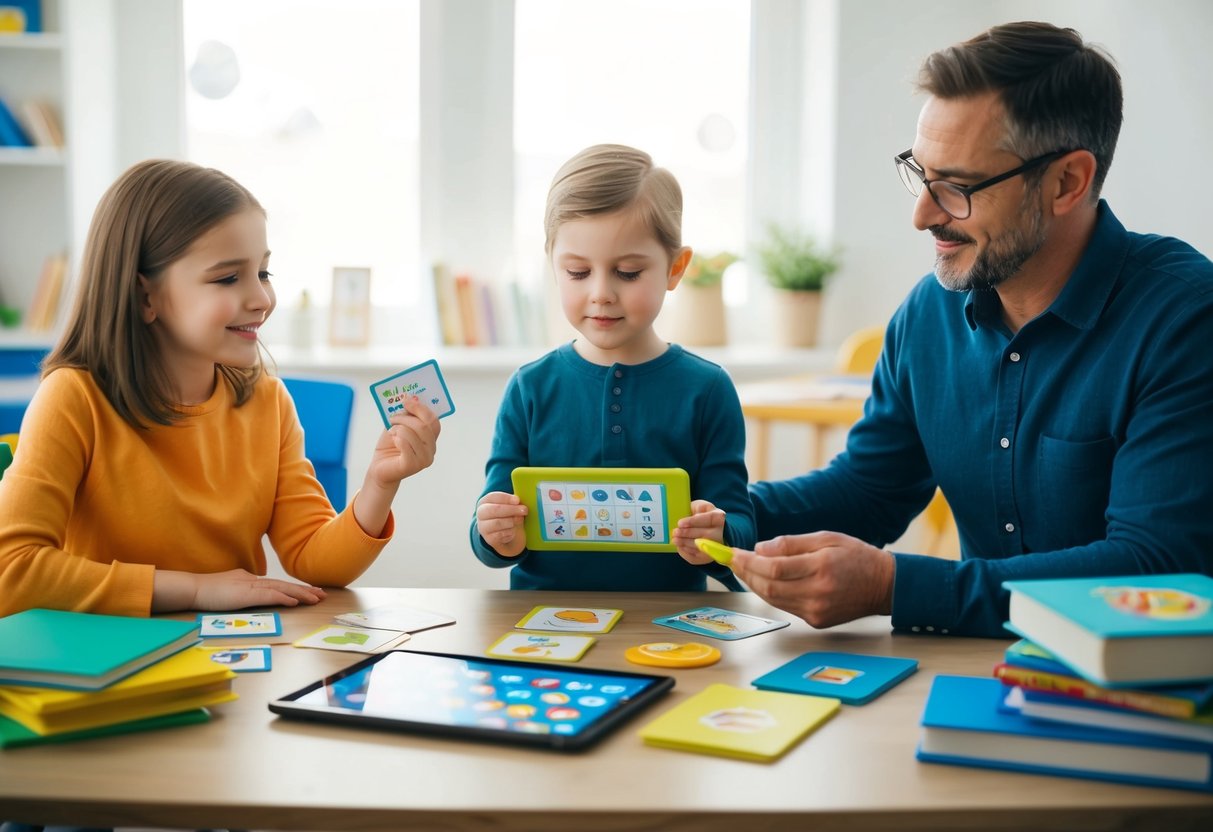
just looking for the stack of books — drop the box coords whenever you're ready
[0,609,237,748]
[917,573,1213,792]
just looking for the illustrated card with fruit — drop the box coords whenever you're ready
[515,606,624,634]
[510,467,691,552]
[486,632,596,662]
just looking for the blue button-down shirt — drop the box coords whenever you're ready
[751,202,1213,637]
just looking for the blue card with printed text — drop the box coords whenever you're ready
[369,359,456,429]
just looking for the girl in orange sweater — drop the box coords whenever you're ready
[0,160,440,616]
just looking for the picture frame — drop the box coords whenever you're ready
[329,267,371,346]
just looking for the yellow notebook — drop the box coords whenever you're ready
[0,647,237,735]
[638,683,839,762]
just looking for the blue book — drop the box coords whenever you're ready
[1002,573,1213,687]
[0,96,33,147]
[917,675,1213,793]
[1014,688,1213,746]
[752,651,917,705]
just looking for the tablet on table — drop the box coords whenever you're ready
[268,649,675,751]
[510,467,691,552]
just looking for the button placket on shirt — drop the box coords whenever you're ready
[994,346,1026,547]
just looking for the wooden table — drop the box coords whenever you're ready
[738,376,868,479]
[1,588,1209,831]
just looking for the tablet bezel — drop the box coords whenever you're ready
[267,649,675,751]
[510,466,692,551]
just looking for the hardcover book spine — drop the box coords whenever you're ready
[993,663,1194,719]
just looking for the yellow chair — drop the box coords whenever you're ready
[834,324,885,374]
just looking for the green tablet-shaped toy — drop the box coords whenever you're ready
[510,467,691,551]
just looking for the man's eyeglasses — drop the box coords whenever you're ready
[894,148,1071,220]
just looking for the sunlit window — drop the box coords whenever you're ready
[182,0,420,311]
[513,0,750,279]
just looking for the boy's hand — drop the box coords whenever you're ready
[369,396,441,486]
[476,491,528,557]
[673,499,726,565]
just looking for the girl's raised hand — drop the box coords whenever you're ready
[476,491,528,557]
[369,395,441,486]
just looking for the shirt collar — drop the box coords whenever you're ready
[962,200,1129,332]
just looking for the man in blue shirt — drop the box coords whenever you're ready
[684,21,1213,637]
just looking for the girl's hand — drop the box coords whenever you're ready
[673,499,727,565]
[476,491,528,557]
[369,395,441,487]
[152,568,326,612]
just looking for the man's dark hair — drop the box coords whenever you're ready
[917,21,1123,199]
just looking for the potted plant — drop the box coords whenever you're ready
[665,251,737,347]
[755,224,840,347]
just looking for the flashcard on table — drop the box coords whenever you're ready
[369,359,455,428]
[197,612,281,638]
[333,605,456,634]
[751,652,918,705]
[486,632,595,663]
[293,625,411,654]
[653,606,789,641]
[203,644,273,673]
[514,606,623,634]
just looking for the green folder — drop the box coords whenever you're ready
[0,441,11,481]
[0,708,210,749]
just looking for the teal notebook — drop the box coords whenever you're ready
[1003,574,1213,687]
[0,609,200,690]
[0,708,210,749]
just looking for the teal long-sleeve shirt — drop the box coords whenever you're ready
[751,202,1213,637]
[471,343,755,590]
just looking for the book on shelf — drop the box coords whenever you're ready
[0,708,210,749]
[1002,573,1213,687]
[20,100,64,148]
[996,639,1213,720]
[917,675,1213,793]
[1007,686,1213,746]
[25,251,68,332]
[0,646,237,735]
[0,95,33,148]
[638,683,839,762]
[0,1,42,33]
[0,609,200,690]
[430,262,463,346]
[453,273,481,347]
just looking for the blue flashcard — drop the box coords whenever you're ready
[369,359,456,429]
[203,644,273,673]
[196,612,282,638]
[653,606,789,641]
[751,651,917,705]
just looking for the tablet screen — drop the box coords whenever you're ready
[269,649,674,750]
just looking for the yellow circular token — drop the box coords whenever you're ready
[624,641,722,668]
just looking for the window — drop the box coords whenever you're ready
[183,0,420,312]
[513,0,751,279]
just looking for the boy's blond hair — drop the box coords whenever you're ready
[544,144,683,260]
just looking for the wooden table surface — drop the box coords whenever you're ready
[1,587,1209,831]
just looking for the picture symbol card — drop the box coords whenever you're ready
[197,612,281,638]
[293,625,411,654]
[486,632,595,663]
[653,606,789,641]
[333,605,456,634]
[751,652,918,705]
[369,359,456,429]
[638,683,840,762]
[514,606,623,634]
[203,644,273,673]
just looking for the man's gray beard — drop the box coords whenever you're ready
[935,201,1047,293]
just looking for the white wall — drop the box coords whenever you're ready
[817,0,1213,344]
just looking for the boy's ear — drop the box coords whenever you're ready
[667,247,692,290]
[136,273,158,324]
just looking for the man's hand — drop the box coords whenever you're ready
[728,531,895,629]
[673,500,726,565]
[476,491,528,557]
[152,568,326,613]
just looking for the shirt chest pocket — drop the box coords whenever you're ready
[1037,434,1116,548]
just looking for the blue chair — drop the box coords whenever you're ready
[281,376,355,510]
[0,347,50,435]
